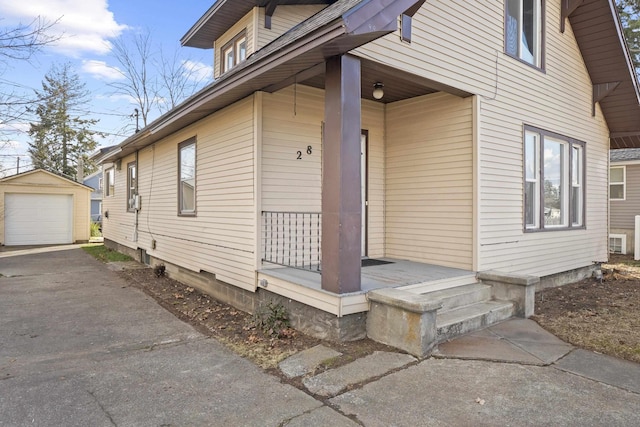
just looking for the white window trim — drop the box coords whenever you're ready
[221,31,247,74]
[505,0,543,68]
[609,234,627,255]
[609,165,626,201]
[105,167,115,197]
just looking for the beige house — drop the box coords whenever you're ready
[100,0,640,354]
[0,169,92,246]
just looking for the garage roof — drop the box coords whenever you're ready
[1,169,94,191]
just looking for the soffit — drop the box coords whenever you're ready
[570,0,640,149]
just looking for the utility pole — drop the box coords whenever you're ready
[16,156,20,174]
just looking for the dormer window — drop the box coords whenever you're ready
[222,31,247,73]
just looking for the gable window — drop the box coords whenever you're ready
[221,31,247,74]
[610,166,625,200]
[505,0,543,67]
[105,167,115,197]
[524,126,585,231]
[179,138,196,216]
[127,161,137,212]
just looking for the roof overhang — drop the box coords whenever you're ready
[105,0,457,163]
[181,0,337,49]
[569,0,640,149]
[0,169,94,190]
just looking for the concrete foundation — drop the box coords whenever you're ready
[103,239,366,342]
[536,264,600,291]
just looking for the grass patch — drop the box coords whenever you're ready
[82,244,132,263]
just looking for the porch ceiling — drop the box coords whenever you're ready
[282,56,472,103]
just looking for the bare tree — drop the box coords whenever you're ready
[109,30,155,129]
[0,17,60,176]
[108,28,211,133]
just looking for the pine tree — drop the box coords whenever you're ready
[27,63,100,180]
[617,0,640,74]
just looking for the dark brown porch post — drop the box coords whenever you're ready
[322,54,362,294]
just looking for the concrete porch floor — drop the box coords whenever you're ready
[258,258,475,295]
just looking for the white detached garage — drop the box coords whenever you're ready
[0,169,92,246]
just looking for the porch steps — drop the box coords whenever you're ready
[436,300,515,342]
[399,273,479,294]
[419,283,515,343]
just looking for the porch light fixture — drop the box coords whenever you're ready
[373,82,384,100]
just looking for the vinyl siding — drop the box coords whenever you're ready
[385,93,473,270]
[255,5,326,51]
[102,97,256,290]
[353,0,610,276]
[261,85,385,258]
[611,164,640,230]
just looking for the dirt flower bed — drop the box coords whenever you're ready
[117,267,392,372]
[533,254,640,363]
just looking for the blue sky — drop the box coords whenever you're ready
[0,0,215,175]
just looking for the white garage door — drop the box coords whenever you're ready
[5,194,73,245]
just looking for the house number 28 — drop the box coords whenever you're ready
[297,146,313,159]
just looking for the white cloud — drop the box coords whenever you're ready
[0,123,30,133]
[0,0,128,56]
[81,59,124,81]
[182,60,213,82]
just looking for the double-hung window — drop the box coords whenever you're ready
[610,166,625,200]
[505,0,543,67]
[178,138,196,216]
[127,161,137,212]
[222,31,247,74]
[524,126,585,230]
[105,167,115,197]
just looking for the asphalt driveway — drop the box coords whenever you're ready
[0,247,338,426]
[1,246,639,426]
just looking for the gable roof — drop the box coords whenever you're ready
[570,0,640,149]
[103,0,640,164]
[0,169,94,190]
[182,0,338,48]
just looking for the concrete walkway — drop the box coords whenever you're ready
[1,246,639,426]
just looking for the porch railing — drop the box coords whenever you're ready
[261,211,321,272]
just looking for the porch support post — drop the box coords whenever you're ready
[322,54,362,294]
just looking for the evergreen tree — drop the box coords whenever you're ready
[27,63,100,180]
[617,0,640,74]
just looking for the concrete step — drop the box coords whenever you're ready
[436,301,515,343]
[399,274,479,294]
[421,283,492,311]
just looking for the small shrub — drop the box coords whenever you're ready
[252,302,291,337]
[90,222,102,237]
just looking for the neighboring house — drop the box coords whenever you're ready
[0,169,92,245]
[609,148,640,255]
[83,170,103,222]
[99,0,640,354]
